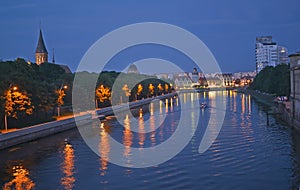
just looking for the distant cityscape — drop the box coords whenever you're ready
[255,36,289,73]
[3,28,294,92]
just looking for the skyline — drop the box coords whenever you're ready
[1,0,300,73]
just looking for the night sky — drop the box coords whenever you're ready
[1,0,300,73]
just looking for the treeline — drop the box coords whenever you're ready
[0,59,173,129]
[249,64,290,96]
[73,71,174,110]
[0,58,73,129]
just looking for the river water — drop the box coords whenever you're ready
[1,91,300,190]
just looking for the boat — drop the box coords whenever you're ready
[200,102,207,109]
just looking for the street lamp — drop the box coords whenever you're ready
[57,84,68,117]
[4,85,18,131]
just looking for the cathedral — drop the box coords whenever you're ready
[35,28,71,73]
[35,29,48,65]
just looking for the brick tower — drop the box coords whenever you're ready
[35,29,48,65]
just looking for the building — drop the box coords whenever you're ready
[35,29,48,65]
[34,28,71,73]
[255,36,288,73]
[289,52,300,128]
[173,73,193,89]
[127,64,140,74]
[278,46,289,65]
[190,68,199,83]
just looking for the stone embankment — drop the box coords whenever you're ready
[0,93,177,150]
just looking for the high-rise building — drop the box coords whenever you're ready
[35,29,48,65]
[278,46,289,65]
[255,36,288,73]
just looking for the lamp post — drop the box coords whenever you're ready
[4,85,18,131]
[57,84,68,117]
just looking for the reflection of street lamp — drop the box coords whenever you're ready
[57,84,68,117]
[4,85,18,131]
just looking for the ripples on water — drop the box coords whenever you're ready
[1,91,300,190]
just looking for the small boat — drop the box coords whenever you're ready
[200,102,207,109]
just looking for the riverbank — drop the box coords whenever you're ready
[0,92,177,150]
[244,89,276,107]
[244,89,299,130]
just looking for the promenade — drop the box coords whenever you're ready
[0,93,177,150]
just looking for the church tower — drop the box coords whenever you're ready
[35,29,48,65]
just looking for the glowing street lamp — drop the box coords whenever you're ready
[57,84,68,117]
[4,85,18,131]
[3,85,34,131]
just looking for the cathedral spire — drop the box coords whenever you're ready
[52,48,55,64]
[35,29,48,54]
[35,28,48,65]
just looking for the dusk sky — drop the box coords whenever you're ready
[1,0,300,73]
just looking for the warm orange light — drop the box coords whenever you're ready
[63,85,68,89]
[123,114,133,158]
[99,129,110,175]
[3,165,35,189]
[61,143,75,189]
[139,108,143,118]
[12,86,18,91]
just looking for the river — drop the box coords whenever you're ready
[1,91,300,190]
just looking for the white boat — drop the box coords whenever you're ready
[200,102,207,109]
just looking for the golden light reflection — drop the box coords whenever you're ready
[233,91,237,113]
[99,127,110,176]
[165,99,169,113]
[61,143,75,190]
[139,108,143,118]
[241,94,245,114]
[248,95,251,113]
[209,91,216,99]
[183,93,187,104]
[149,116,156,146]
[170,98,173,112]
[159,100,164,141]
[138,115,145,147]
[123,114,133,157]
[150,102,154,116]
[3,165,35,190]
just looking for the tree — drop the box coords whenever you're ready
[157,83,164,95]
[249,64,290,96]
[148,83,154,97]
[121,84,131,103]
[3,88,34,130]
[122,84,131,97]
[165,84,169,93]
[136,84,143,100]
[4,90,34,118]
[96,85,111,107]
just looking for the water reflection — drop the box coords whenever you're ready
[241,94,245,114]
[61,143,75,190]
[138,114,145,147]
[99,125,111,176]
[248,94,252,114]
[165,99,169,113]
[123,114,133,158]
[3,165,35,190]
[2,91,300,189]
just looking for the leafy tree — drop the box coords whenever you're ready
[4,89,34,119]
[95,85,111,108]
[249,64,290,96]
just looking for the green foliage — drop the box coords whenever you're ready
[0,59,174,128]
[0,59,73,129]
[249,64,290,96]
